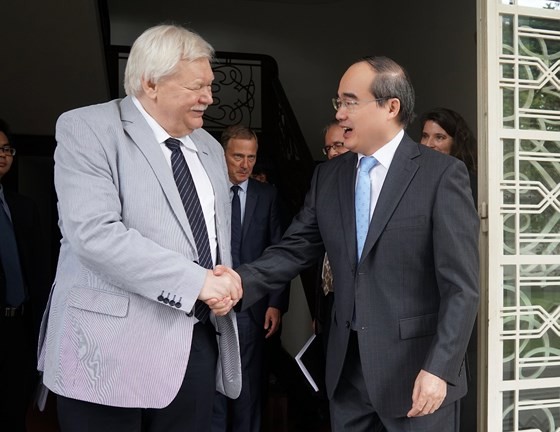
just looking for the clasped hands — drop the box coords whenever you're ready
[198,265,243,316]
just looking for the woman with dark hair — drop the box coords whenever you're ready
[420,107,477,203]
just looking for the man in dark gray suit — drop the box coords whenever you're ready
[212,125,289,432]
[227,56,479,431]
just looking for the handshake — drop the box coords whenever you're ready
[199,265,243,316]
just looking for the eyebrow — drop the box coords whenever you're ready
[340,92,359,100]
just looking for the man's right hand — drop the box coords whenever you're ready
[199,266,243,315]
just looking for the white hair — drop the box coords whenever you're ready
[124,24,214,97]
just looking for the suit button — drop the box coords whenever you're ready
[186,310,194,317]
[345,321,351,329]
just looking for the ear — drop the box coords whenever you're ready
[141,77,158,100]
[387,98,401,120]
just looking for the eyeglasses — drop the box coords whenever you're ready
[0,146,16,156]
[322,141,345,155]
[331,97,391,113]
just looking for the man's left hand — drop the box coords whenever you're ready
[407,369,447,417]
[263,307,281,338]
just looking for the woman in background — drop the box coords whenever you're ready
[420,107,478,203]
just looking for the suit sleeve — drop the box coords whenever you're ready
[423,159,480,385]
[238,167,325,311]
[54,111,207,312]
[265,186,290,313]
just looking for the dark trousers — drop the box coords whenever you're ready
[212,310,264,432]
[0,306,37,432]
[57,320,218,432]
[330,331,460,432]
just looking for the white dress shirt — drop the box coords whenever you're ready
[132,96,218,265]
[356,129,404,220]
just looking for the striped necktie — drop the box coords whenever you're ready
[165,138,211,323]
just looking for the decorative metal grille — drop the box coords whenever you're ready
[203,58,262,133]
[493,2,560,430]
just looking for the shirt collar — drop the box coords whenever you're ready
[356,129,404,170]
[230,179,249,193]
[131,96,197,152]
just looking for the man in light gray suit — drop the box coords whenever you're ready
[230,56,479,431]
[37,24,242,432]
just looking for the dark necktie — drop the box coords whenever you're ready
[230,185,242,269]
[165,138,210,323]
[0,198,26,307]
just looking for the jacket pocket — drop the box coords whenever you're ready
[68,287,129,317]
[385,215,426,231]
[399,312,438,340]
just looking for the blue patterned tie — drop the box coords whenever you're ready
[165,138,210,323]
[230,185,242,269]
[0,198,26,307]
[355,156,378,262]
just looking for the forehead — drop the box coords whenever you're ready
[172,58,214,82]
[325,126,344,143]
[227,137,258,153]
[0,131,8,145]
[423,120,448,134]
[338,62,375,97]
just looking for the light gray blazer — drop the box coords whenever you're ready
[37,96,241,408]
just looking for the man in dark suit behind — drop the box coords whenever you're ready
[212,125,289,432]
[230,57,480,431]
[0,118,50,431]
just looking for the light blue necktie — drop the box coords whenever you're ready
[355,156,378,261]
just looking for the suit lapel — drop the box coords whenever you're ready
[190,128,231,265]
[120,97,195,245]
[360,135,420,263]
[338,152,359,268]
[242,179,258,241]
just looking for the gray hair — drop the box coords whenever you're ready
[124,24,214,97]
[357,56,416,127]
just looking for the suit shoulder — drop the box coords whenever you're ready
[58,99,122,123]
[190,128,222,152]
[416,141,461,166]
[248,178,278,197]
[315,150,354,176]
